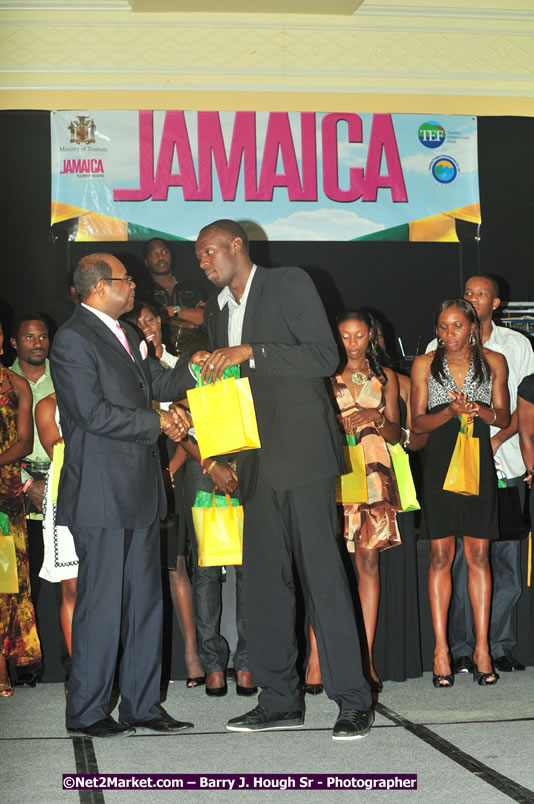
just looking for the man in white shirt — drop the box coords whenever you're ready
[196,219,372,741]
[426,275,534,673]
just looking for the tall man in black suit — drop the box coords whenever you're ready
[51,253,195,738]
[195,220,372,741]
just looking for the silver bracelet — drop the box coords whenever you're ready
[489,408,497,425]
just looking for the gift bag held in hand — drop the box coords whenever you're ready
[335,434,368,504]
[192,491,243,567]
[388,442,421,512]
[443,414,480,496]
[187,365,261,460]
[0,512,18,594]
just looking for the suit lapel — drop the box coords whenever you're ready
[241,266,265,346]
[211,305,229,350]
[77,305,146,379]
[124,325,149,377]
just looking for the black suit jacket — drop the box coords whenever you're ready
[209,265,345,499]
[50,304,194,529]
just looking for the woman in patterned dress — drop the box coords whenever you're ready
[306,310,401,694]
[0,321,42,696]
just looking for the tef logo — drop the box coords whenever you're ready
[418,121,446,149]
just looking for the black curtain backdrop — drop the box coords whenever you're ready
[2,110,534,681]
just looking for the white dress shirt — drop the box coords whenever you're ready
[217,264,257,367]
[81,303,134,361]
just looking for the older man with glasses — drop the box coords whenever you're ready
[51,252,196,738]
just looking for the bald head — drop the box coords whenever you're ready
[74,253,136,319]
[74,254,113,301]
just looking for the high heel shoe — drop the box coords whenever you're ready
[304,666,323,695]
[206,684,227,697]
[304,682,324,695]
[432,672,454,688]
[186,676,205,689]
[235,670,258,696]
[432,658,454,688]
[205,671,227,697]
[472,661,499,686]
[0,658,14,697]
[370,678,383,694]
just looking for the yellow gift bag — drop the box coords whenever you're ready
[50,441,65,505]
[335,439,368,504]
[0,512,19,594]
[192,492,243,567]
[187,373,261,461]
[388,443,421,512]
[443,414,480,496]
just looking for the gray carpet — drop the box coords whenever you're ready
[2,670,534,803]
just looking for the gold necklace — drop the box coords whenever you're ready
[351,359,370,386]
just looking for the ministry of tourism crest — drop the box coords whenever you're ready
[68,116,96,144]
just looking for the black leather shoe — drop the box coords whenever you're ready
[494,655,525,672]
[226,705,304,732]
[67,716,135,738]
[453,655,474,674]
[122,711,193,733]
[332,708,374,741]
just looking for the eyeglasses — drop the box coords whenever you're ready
[105,275,134,284]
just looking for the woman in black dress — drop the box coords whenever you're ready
[411,300,509,687]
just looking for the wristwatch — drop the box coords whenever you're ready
[173,305,182,318]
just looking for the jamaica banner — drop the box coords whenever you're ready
[51,111,479,242]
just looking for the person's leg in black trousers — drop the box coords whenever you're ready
[242,465,371,714]
[490,477,525,667]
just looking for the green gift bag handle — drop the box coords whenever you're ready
[213,492,234,512]
[191,363,240,387]
[193,490,239,508]
[458,413,474,436]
